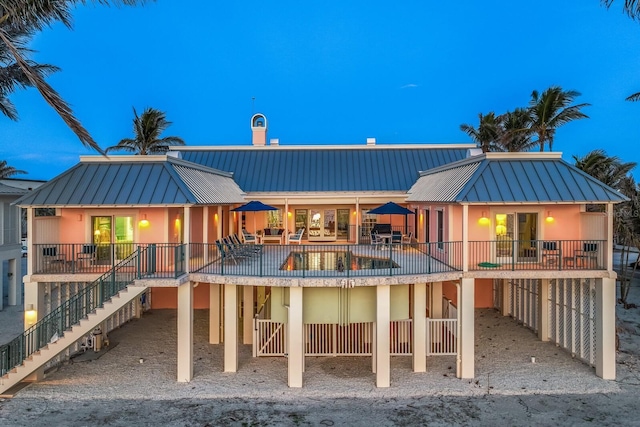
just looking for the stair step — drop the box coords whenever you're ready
[0,381,31,398]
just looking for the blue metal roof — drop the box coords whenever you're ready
[407,153,628,204]
[14,156,245,207]
[176,146,472,192]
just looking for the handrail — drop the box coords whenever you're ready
[0,247,147,377]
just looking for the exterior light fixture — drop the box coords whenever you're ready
[478,211,490,225]
[546,211,554,222]
[139,214,150,227]
[25,304,37,326]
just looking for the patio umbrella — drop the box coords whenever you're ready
[368,202,415,233]
[231,200,278,233]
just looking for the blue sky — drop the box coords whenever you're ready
[3,1,640,180]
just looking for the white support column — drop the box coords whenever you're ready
[217,206,223,241]
[376,285,391,387]
[209,284,221,344]
[224,284,238,372]
[23,281,44,382]
[183,206,191,273]
[501,279,510,316]
[595,277,616,379]
[538,279,550,341]
[243,285,254,345]
[462,204,469,272]
[412,283,427,372]
[430,282,443,319]
[457,278,475,379]
[287,287,304,388]
[203,206,210,265]
[355,197,360,245]
[284,199,290,236]
[177,282,193,382]
[26,208,34,277]
[606,203,614,270]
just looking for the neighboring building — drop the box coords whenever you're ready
[0,114,626,393]
[0,178,46,312]
[0,183,28,311]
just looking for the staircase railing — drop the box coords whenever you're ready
[0,247,147,377]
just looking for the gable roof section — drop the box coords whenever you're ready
[14,156,245,207]
[407,153,628,204]
[175,145,474,192]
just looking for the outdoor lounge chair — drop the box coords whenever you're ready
[287,228,305,245]
[215,240,240,264]
[371,232,385,249]
[42,246,66,271]
[230,234,262,255]
[541,241,560,266]
[241,229,258,244]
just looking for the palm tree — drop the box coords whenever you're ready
[0,160,26,178]
[495,108,535,152]
[107,107,185,155]
[575,149,638,307]
[529,86,590,152]
[460,112,501,153]
[602,0,640,20]
[573,149,636,189]
[0,1,150,153]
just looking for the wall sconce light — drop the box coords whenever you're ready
[546,211,554,222]
[77,214,83,221]
[139,214,150,227]
[25,304,37,326]
[287,211,292,218]
[478,211,490,225]
[214,213,219,222]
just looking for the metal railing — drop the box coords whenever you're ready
[469,239,606,271]
[189,241,463,278]
[34,243,186,278]
[0,249,145,377]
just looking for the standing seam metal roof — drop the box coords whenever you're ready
[407,156,628,203]
[177,147,471,192]
[14,157,245,206]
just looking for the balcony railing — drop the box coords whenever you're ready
[34,243,186,279]
[33,239,606,279]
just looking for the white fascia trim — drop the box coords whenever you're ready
[170,144,477,151]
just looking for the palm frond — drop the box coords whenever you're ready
[602,0,640,20]
[0,27,102,153]
[626,91,640,101]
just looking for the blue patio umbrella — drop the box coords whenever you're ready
[368,202,414,216]
[231,200,278,232]
[368,202,415,234]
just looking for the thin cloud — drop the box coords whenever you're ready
[400,83,419,89]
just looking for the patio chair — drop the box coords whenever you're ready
[401,232,413,249]
[223,236,253,258]
[229,234,262,256]
[371,232,385,250]
[77,244,97,269]
[215,240,239,264]
[287,228,305,245]
[42,246,66,271]
[541,241,560,266]
[241,229,258,244]
[229,234,262,254]
[391,231,402,249]
[575,242,598,268]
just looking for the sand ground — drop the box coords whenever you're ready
[1,273,639,425]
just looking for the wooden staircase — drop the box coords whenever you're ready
[0,284,148,395]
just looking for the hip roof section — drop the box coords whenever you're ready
[407,152,628,204]
[14,156,245,207]
[175,145,473,192]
